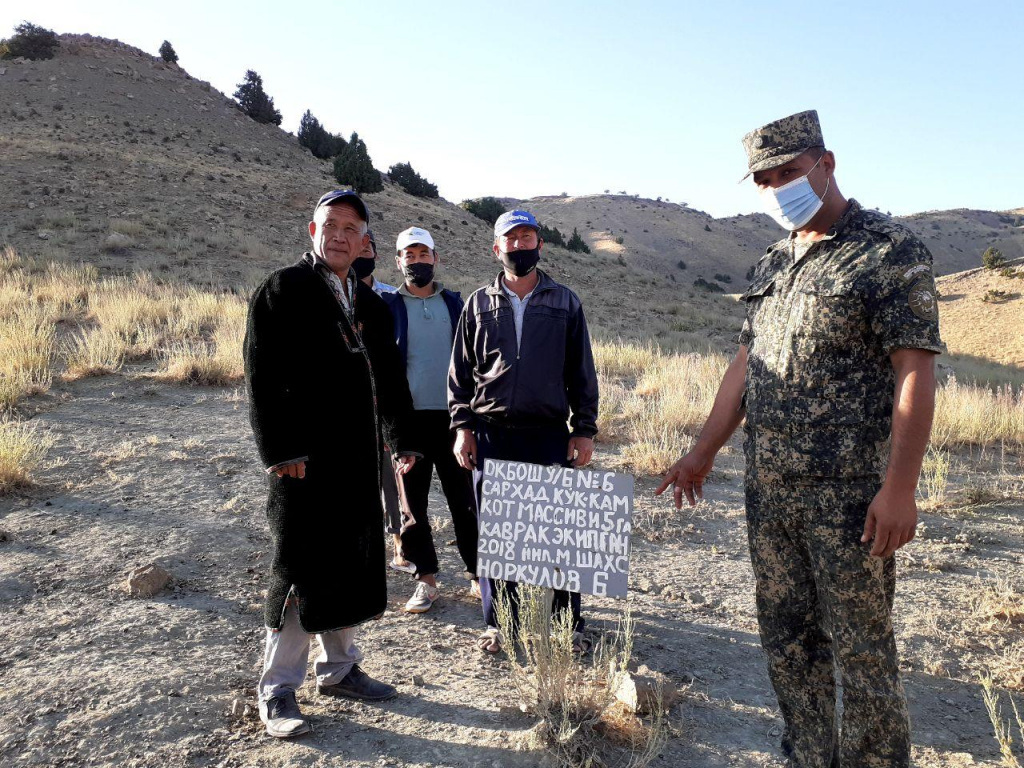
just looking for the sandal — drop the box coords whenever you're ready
[477,627,502,654]
[572,631,593,655]
[389,557,417,574]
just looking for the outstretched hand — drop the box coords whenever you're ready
[655,450,715,509]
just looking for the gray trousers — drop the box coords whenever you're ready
[257,598,363,702]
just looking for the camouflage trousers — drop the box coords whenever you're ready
[744,479,910,768]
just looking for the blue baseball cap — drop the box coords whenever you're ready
[314,189,370,223]
[494,210,539,237]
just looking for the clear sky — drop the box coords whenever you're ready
[3,1,1021,218]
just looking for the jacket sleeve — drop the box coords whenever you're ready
[244,274,310,468]
[447,297,477,431]
[564,301,599,438]
[363,292,417,456]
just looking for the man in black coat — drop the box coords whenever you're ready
[244,190,417,738]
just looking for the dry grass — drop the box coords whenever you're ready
[595,343,729,476]
[495,585,667,768]
[0,305,56,410]
[982,675,1024,767]
[932,376,1024,451]
[0,417,54,493]
[0,247,249,400]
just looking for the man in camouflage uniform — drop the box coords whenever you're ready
[658,110,943,767]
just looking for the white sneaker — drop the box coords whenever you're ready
[404,581,439,613]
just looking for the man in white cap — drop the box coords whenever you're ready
[381,227,479,612]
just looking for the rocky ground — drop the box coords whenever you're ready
[1,372,1021,767]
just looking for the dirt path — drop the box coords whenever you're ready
[1,375,1020,766]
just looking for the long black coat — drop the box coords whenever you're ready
[244,254,414,632]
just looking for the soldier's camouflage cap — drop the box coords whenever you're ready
[741,109,824,181]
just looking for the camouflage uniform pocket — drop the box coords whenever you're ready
[755,395,872,480]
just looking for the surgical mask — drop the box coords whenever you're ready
[351,256,375,280]
[402,262,435,288]
[499,246,540,277]
[759,154,830,231]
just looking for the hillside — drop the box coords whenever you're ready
[519,193,1024,291]
[936,258,1024,376]
[0,34,742,351]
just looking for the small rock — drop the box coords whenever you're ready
[126,564,171,597]
[230,698,246,718]
[0,529,11,542]
[37,231,52,241]
[412,674,425,687]
[685,590,706,605]
[613,666,678,715]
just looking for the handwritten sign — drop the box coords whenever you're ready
[476,459,633,598]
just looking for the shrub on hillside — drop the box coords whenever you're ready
[693,277,724,293]
[713,273,732,284]
[566,228,590,254]
[298,110,346,159]
[460,197,506,226]
[233,70,282,126]
[333,132,383,194]
[2,22,60,61]
[677,259,687,270]
[388,162,438,198]
[538,224,565,247]
[158,40,178,64]
[982,247,1006,270]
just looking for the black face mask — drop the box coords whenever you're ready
[402,262,435,288]
[499,247,540,277]
[351,257,375,280]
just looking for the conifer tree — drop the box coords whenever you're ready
[158,40,178,64]
[233,70,282,126]
[333,133,383,193]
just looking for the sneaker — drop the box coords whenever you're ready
[318,665,397,701]
[469,579,482,600]
[404,581,439,614]
[259,692,311,738]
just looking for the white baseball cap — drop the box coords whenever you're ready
[396,226,435,251]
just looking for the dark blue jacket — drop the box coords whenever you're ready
[381,286,464,370]
[447,269,599,438]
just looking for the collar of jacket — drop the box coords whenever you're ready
[484,268,555,297]
[768,199,862,256]
[398,281,446,299]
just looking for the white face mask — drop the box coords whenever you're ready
[758,154,830,231]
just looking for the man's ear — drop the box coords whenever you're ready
[308,220,316,240]
[822,150,836,174]
[432,249,440,267]
[492,242,501,259]
[537,238,544,252]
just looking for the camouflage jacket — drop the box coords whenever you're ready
[738,200,944,482]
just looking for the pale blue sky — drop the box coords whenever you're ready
[3,1,1021,217]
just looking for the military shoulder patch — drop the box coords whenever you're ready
[899,262,933,285]
[907,279,938,321]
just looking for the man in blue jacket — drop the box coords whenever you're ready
[448,210,599,653]
[382,227,479,613]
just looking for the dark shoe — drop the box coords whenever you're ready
[318,665,397,701]
[259,692,311,738]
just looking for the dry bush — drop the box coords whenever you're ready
[0,417,54,493]
[593,340,661,380]
[0,306,56,409]
[109,219,147,238]
[63,326,128,379]
[495,586,666,768]
[932,376,1024,450]
[982,675,1024,767]
[918,446,951,509]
